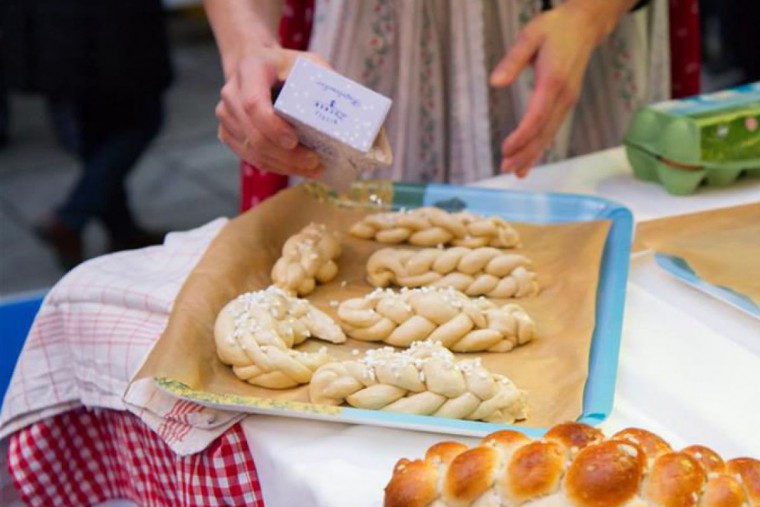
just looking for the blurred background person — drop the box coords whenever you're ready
[700,0,760,87]
[1,0,173,269]
[0,59,8,148]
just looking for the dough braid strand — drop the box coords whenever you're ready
[309,341,528,423]
[272,222,341,296]
[337,287,535,352]
[350,207,521,248]
[367,247,539,298]
[215,287,346,389]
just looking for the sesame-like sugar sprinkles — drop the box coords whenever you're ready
[356,341,475,380]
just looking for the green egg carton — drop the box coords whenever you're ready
[624,82,760,195]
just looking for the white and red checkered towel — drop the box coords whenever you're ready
[1,219,244,455]
[8,408,263,507]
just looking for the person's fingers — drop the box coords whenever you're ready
[264,140,322,175]
[218,125,323,179]
[515,150,544,179]
[243,125,320,172]
[234,57,299,150]
[218,124,251,166]
[500,70,563,158]
[215,101,245,141]
[219,69,323,176]
[500,134,543,177]
[501,101,569,178]
[219,80,262,148]
[259,151,325,180]
[490,28,541,87]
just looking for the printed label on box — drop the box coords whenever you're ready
[274,56,393,191]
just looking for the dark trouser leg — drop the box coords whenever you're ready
[47,99,81,154]
[0,59,8,147]
[54,94,163,236]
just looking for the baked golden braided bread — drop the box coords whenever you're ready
[384,422,760,507]
[271,222,341,296]
[309,341,528,423]
[337,287,535,352]
[214,287,346,388]
[350,207,521,248]
[367,247,539,298]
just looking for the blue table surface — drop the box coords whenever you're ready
[1,294,44,403]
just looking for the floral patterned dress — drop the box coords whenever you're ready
[242,0,677,209]
[309,0,671,183]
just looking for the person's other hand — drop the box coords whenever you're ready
[490,2,612,178]
[216,47,329,179]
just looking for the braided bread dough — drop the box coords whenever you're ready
[350,207,521,248]
[309,341,528,423]
[337,287,535,352]
[385,422,760,507]
[367,247,539,298]
[271,223,341,296]
[214,286,346,389]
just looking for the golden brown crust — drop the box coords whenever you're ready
[644,453,706,507]
[505,441,564,501]
[384,459,438,507]
[565,441,643,507]
[544,422,605,454]
[613,427,673,461]
[480,429,532,451]
[702,475,747,507]
[383,426,760,507]
[682,444,725,474]
[443,447,499,504]
[425,441,469,467]
[727,457,760,504]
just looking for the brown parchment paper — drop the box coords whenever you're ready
[635,202,760,306]
[133,185,611,428]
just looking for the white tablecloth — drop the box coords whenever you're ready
[242,147,760,507]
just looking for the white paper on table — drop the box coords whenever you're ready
[602,252,760,458]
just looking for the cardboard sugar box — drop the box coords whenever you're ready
[274,56,393,191]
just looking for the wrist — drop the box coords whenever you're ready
[222,39,283,80]
[562,0,635,44]
[204,0,283,79]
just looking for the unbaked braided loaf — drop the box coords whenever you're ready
[350,207,521,248]
[337,287,535,352]
[214,286,346,388]
[309,341,528,423]
[366,247,539,298]
[271,222,341,296]
[384,422,760,507]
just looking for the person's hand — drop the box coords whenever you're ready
[215,47,329,179]
[490,1,620,178]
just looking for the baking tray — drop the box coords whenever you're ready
[655,253,760,319]
[157,182,633,437]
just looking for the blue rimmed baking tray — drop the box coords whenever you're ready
[157,182,633,438]
[655,253,760,319]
